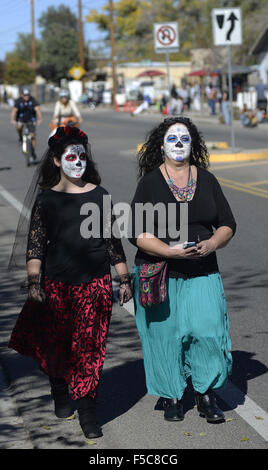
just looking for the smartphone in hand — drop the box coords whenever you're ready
[183,241,197,249]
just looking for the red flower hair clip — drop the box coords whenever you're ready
[48,126,88,148]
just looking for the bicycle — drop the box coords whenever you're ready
[21,122,36,167]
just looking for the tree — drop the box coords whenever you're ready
[4,55,35,85]
[13,33,42,64]
[86,0,187,61]
[38,5,80,84]
[86,0,268,65]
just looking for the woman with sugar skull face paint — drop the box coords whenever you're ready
[129,117,237,424]
[8,126,132,440]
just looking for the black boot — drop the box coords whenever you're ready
[77,394,103,438]
[195,390,225,423]
[49,376,74,419]
[163,398,184,422]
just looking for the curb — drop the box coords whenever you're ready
[210,149,268,162]
[136,142,268,163]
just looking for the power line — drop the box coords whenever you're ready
[0,20,31,35]
[0,0,27,15]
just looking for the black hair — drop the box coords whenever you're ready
[137,116,210,177]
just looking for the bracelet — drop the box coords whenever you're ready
[119,273,132,287]
[27,274,41,287]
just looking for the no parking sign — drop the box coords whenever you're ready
[154,22,179,54]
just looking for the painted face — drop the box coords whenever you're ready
[163,123,191,162]
[61,144,87,179]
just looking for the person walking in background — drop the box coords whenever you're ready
[191,82,201,112]
[8,126,132,440]
[170,84,183,116]
[129,116,236,424]
[206,83,217,115]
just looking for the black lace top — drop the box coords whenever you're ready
[26,186,126,283]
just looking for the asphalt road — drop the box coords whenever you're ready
[0,105,267,451]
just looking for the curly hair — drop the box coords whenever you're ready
[137,116,210,177]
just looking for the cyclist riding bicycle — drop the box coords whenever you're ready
[51,89,82,130]
[10,88,42,161]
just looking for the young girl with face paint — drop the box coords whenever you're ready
[8,126,132,440]
[129,117,237,424]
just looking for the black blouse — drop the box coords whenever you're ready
[26,186,126,284]
[129,166,237,278]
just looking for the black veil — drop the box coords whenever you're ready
[8,126,97,284]
[8,161,43,273]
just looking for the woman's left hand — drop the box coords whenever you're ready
[118,273,133,306]
[118,283,133,306]
[196,239,217,257]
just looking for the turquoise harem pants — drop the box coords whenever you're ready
[133,267,232,400]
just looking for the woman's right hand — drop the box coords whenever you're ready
[168,243,201,259]
[28,284,46,303]
[27,274,46,303]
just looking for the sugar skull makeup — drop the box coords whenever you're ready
[163,123,191,162]
[61,144,87,179]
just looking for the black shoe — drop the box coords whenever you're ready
[49,376,74,419]
[195,390,225,423]
[77,395,103,438]
[163,398,184,421]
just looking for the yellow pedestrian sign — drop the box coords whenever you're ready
[69,65,85,80]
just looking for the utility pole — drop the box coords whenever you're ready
[109,0,117,106]
[30,0,37,98]
[78,0,85,92]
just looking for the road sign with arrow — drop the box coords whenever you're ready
[212,8,242,46]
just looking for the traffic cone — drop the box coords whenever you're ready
[115,101,119,112]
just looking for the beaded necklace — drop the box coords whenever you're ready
[164,163,197,202]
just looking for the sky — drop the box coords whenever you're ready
[0,0,107,61]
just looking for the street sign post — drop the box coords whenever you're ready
[154,22,179,91]
[212,8,242,153]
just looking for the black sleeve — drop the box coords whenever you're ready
[129,176,153,247]
[213,176,237,236]
[32,98,39,107]
[26,196,47,262]
[103,194,126,266]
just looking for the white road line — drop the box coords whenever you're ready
[0,184,23,214]
[1,183,268,442]
[216,381,268,442]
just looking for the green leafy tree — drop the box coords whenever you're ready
[38,4,80,84]
[86,0,268,64]
[86,0,187,61]
[4,55,35,85]
[13,33,42,64]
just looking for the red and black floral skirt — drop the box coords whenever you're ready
[8,274,113,400]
